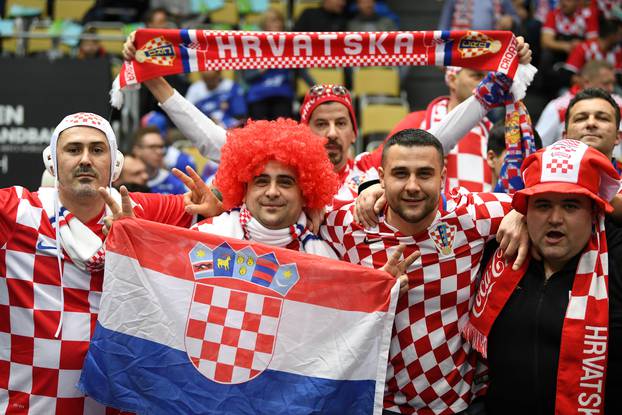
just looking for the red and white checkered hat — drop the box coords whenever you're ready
[300,84,358,136]
[50,112,118,184]
[513,139,621,214]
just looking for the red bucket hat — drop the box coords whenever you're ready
[513,139,621,214]
[300,84,358,136]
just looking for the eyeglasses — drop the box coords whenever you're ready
[309,84,350,97]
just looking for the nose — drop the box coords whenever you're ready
[326,122,338,139]
[79,148,93,166]
[404,174,420,193]
[548,204,564,225]
[265,180,280,198]
[585,114,598,128]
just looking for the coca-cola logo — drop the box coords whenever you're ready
[472,249,505,317]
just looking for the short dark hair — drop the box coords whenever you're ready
[382,129,444,166]
[565,88,621,131]
[133,126,162,147]
[487,121,506,156]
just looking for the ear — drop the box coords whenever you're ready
[42,146,55,177]
[447,73,458,93]
[486,150,496,169]
[378,166,385,189]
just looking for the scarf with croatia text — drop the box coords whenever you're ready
[462,216,609,415]
[112,29,521,104]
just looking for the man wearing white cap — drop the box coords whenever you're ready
[463,139,622,414]
[0,113,196,414]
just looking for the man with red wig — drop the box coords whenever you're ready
[191,118,340,258]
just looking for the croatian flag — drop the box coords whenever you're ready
[78,218,399,414]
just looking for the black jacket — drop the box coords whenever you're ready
[484,217,622,415]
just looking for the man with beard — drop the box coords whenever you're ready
[320,128,515,414]
[0,113,199,414]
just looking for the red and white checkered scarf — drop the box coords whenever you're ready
[462,215,609,415]
[53,206,106,272]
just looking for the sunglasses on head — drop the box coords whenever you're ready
[309,84,349,97]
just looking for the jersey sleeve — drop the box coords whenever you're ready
[319,203,356,259]
[465,192,513,241]
[160,89,227,161]
[535,101,563,147]
[0,187,19,245]
[585,7,599,39]
[388,110,426,137]
[564,42,586,73]
[129,192,193,228]
[542,10,556,34]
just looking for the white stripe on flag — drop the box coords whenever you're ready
[100,252,391,382]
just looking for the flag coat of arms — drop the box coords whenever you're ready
[79,218,399,414]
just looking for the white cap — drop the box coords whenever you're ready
[50,112,118,185]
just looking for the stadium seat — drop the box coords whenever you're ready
[293,0,320,21]
[360,102,409,138]
[352,67,401,98]
[296,67,345,98]
[26,25,53,54]
[53,0,95,22]
[5,0,47,17]
[210,0,239,26]
[0,20,17,53]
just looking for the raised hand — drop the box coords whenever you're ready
[172,166,224,218]
[122,31,136,61]
[98,186,134,235]
[380,244,421,296]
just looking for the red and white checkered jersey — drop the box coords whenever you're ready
[333,156,379,205]
[423,97,492,193]
[596,0,617,19]
[565,39,622,74]
[321,189,512,414]
[0,186,191,414]
[542,6,598,39]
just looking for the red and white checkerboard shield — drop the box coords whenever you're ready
[184,281,283,384]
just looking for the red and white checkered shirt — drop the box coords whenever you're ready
[333,156,380,205]
[596,0,617,19]
[542,6,598,39]
[0,186,191,414]
[565,39,622,74]
[321,189,512,414]
[422,97,492,193]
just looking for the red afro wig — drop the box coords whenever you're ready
[215,118,340,210]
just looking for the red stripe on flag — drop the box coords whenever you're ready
[107,218,395,313]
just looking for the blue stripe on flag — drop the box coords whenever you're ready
[79,323,375,415]
[179,29,191,73]
[441,30,452,66]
